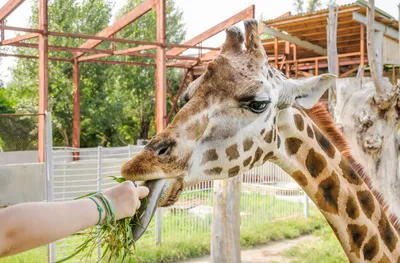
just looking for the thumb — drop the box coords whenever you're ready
[138,186,150,199]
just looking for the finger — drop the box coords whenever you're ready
[122,180,135,186]
[136,200,142,210]
[138,186,150,199]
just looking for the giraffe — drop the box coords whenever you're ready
[121,19,400,262]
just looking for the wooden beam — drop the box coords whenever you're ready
[156,0,166,133]
[339,65,359,78]
[75,0,155,58]
[113,45,157,55]
[263,26,327,55]
[0,0,24,21]
[38,0,48,163]
[167,5,255,56]
[0,52,71,62]
[10,42,113,54]
[72,59,80,157]
[353,12,399,40]
[1,32,39,45]
[166,70,189,123]
[82,59,156,67]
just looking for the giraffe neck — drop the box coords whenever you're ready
[270,107,400,263]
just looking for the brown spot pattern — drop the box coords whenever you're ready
[379,254,391,263]
[228,166,240,177]
[243,138,254,152]
[260,128,265,135]
[307,125,314,139]
[225,144,239,161]
[339,158,363,185]
[363,235,379,261]
[243,157,252,167]
[306,148,327,178]
[357,190,375,219]
[346,224,368,258]
[346,194,360,220]
[264,129,273,143]
[201,149,219,165]
[328,222,340,239]
[315,171,340,214]
[285,137,303,155]
[204,167,223,176]
[313,125,336,159]
[292,171,308,187]
[378,210,398,252]
[294,114,304,131]
[251,147,264,166]
[263,151,274,163]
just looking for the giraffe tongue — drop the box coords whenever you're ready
[130,179,167,243]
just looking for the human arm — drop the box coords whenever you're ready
[0,181,149,258]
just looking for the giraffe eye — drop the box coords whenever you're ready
[247,100,270,113]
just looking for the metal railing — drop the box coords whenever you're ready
[44,113,317,262]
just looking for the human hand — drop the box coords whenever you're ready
[102,181,149,220]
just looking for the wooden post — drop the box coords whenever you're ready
[360,24,365,73]
[293,44,298,78]
[327,3,338,117]
[315,59,319,76]
[72,58,80,157]
[274,37,278,68]
[367,0,385,96]
[38,0,48,162]
[0,20,4,42]
[211,175,242,263]
[156,0,166,133]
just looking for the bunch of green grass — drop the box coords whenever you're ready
[56,177,145,263]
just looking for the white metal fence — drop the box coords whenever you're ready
[43,113,317,262]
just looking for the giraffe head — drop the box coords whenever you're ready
[122,19,336,239]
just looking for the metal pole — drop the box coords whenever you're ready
[97,146,102,259]
[128,144,132,159]
[45,112,56,262]
[156,208,163,246]
[303,191,309,218]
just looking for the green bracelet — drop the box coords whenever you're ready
[88,196,103,225]
[92,193,116,224]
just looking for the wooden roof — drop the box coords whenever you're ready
[262,0,399,59]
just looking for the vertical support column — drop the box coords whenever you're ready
[96,146,102,260]
[156,0,167,133]
[38,0,48,162]
[0,20,4,42]
[360,24,365,73]
[303,192,309,218]
[293,45,298,79]
[72,58,80,159]
[155,0,166,246]
[274,37,278,68]
[315,59,319,76]
[45,112,56,263]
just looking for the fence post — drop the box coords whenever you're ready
[155,208,163,246]
[45,112,56,263]
[303,191,309,218]
[97,146,102,259]
[128,144,132,159]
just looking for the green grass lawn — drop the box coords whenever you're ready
[284,221,347,263]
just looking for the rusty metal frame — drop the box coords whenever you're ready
[0,0,255,161]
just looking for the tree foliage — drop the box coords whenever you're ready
[4,0,186,148]
[293,0,322,14]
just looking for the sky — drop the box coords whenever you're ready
[0,0,398,83]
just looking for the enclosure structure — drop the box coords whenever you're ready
[260,1,399,81]
[0,0,255,161]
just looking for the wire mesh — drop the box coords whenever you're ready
[50,145,317,262]
[0,114,40,151]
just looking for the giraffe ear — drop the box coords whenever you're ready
[181,74,204,104]
[277,74,337,109]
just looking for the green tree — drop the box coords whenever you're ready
[293,0,322,13]
[6,0,186,147]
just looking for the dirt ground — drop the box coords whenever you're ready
[178,235,317,263]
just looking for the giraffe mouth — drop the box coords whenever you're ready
[131,177,184,243]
